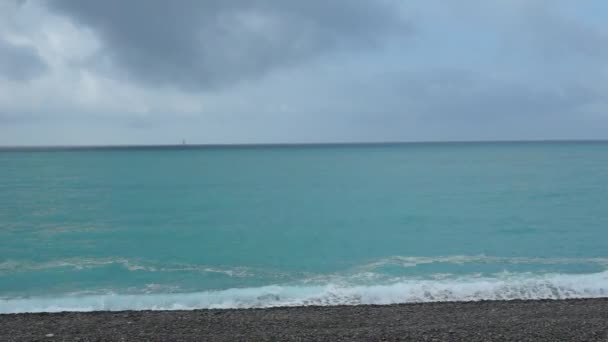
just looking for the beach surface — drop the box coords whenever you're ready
[2,299,608,341]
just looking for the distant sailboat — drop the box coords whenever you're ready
[182,139,186,145]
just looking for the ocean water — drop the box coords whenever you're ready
[1,142,608,313]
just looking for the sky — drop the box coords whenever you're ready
[1,0,607,145]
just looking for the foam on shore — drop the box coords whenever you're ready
[2,270,607,313]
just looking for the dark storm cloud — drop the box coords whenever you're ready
[3,0,608,145]
[47,0,407,90]
[0,38,47,81]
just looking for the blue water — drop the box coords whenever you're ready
[2,142,608,313]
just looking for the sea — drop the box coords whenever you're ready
[1,141,608,313]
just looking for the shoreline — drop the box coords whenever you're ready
[2,298,608,341]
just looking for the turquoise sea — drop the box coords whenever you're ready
[1,142,608,313]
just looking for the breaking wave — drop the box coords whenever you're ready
[2,271,608,314]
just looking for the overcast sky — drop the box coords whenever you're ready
[1,0,607,145]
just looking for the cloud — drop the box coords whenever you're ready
[525,9,608,62]
[394,71,601,120]
[0,38,47,81]
[1,1,608,145]
[47,0,408,90]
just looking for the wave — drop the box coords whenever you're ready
[3,255,607,275]
[0,258,251,278]
[355,255,608,271]
[2,271,608,314]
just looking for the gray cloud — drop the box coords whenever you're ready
[396,72,600,121]
[512,4,608,63]
[2,0,608,145]
[47,0,407,90]
[0,38,47,81]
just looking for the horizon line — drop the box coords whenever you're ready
[1,138,607,150]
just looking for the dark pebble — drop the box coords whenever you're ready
[1,299,608,341]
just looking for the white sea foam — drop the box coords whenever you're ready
[2,271,608,314]
[356,255,608,271]
[3,255,606,275]
[0,258,251,277]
